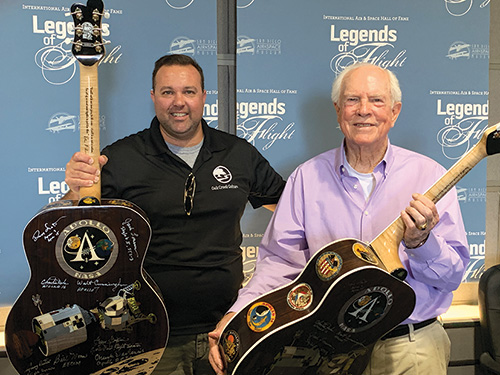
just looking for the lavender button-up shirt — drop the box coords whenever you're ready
[231,141,469,324]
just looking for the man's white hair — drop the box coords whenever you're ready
[331,62,402,105]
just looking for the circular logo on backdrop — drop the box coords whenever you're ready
[444,0,473,17]
[247,302,276,332]
[213,166,232,183]
[165,0,194,9]
[237,0,255,8]
[55,219,118,279]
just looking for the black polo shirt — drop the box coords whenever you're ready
[101,117,285,335]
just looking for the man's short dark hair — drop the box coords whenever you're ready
[152,54,205,91]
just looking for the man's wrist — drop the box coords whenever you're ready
[402,234,429,249]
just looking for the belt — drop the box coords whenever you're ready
[381,317,437,340]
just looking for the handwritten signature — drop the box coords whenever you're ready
[32,216,66,243]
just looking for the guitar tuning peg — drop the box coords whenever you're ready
[66,7,83,20]
[91,9,110,21]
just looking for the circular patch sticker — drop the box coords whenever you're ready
[55,219,118,279]
[221,330,241,363]
[246,302,276,332]
[316,251,342,281]
[352,242,379,265]
[338,286,393,333]
[287,283,313,311]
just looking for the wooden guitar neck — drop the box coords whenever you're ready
[79,63,101,202]
[371,122,500,279]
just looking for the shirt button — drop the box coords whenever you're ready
[364,211,369,216]
[354,184,358,189]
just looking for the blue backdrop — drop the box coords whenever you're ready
[0,0,489,305]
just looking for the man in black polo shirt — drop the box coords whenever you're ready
[64,54,285,374]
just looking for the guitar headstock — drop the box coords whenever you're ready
[70,0,106,66]
[485,122,500,156]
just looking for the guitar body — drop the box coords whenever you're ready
[6,1,169,373]
[221,239,415,375]
[5,199,169,375]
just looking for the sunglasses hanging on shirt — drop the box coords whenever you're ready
[184,173,196,216]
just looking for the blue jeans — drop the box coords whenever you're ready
[152,333,215,375]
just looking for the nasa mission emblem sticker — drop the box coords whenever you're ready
[338,286,393,333]
[246,301,276,332]
[352,242,379,265]
[287,283,313,311]
[221,330,241,363]
[315,251,342,281]
[55,219,118,279]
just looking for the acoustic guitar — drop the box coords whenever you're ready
[219,122,500,375]
[5,1,168,374]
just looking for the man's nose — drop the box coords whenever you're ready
[356,99,370,116]
[172,92,185,106]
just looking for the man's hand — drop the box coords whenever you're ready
[64,152,108,199]
[401,193,439,248]
[208,312,236,375]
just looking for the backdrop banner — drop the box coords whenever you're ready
[0,0,489,305]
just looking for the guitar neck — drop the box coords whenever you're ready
[79,63,101,201]
[371,123,500,276]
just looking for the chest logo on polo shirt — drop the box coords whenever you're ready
[213,166,232,183]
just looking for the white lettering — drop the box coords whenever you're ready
[204,98,287,120]
[38,177,70,195]
[32,15,110,40]
[330,24,397,47]
[469,241,486,256]
[237,98,286,120]
[437,99,489,120]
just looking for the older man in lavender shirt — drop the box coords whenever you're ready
[209,62,469,375]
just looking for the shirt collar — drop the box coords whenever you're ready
[145,117,226,156]
[337,138,393,178]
